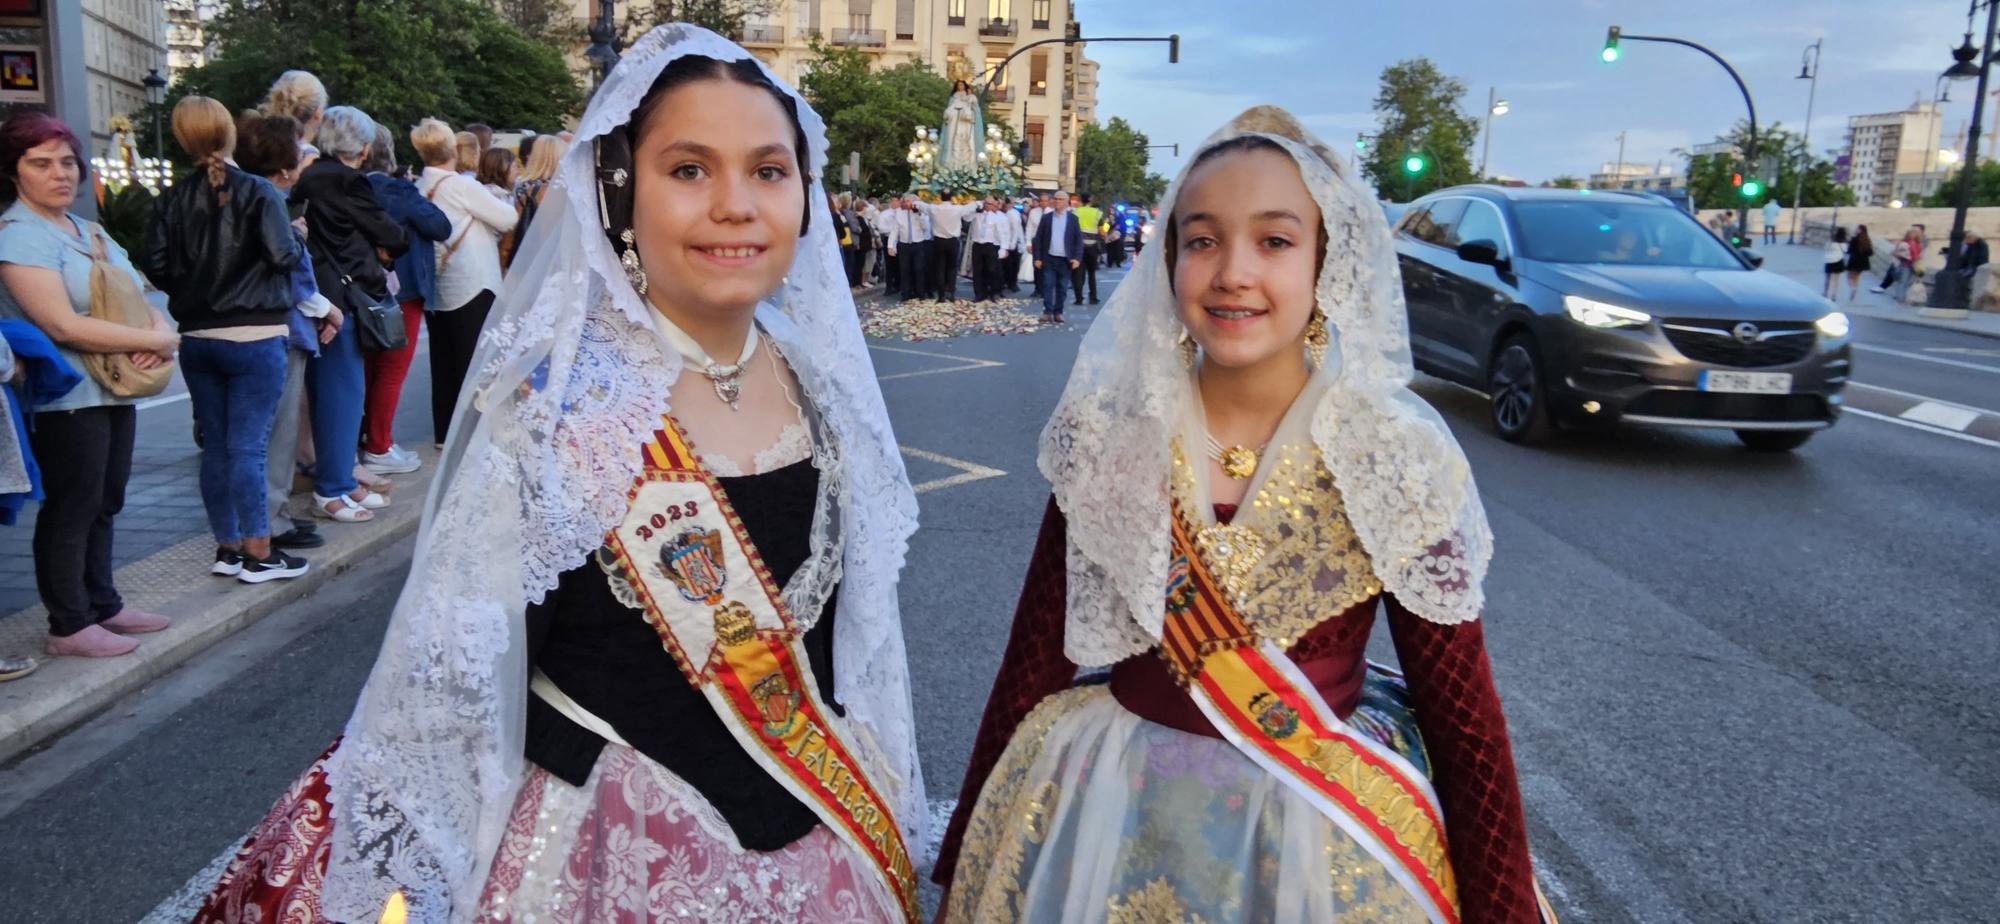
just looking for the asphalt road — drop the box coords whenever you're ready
[3,263,1995,923]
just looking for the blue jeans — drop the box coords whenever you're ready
[1040,259,1071,317]
[306,315,366,498]
[182,335,288,545]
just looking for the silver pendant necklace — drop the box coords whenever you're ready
[657,315,759,411]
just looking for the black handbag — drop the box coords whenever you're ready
[340,274,407,353]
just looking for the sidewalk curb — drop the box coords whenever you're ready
[1846,305,2000,341]
[0,462,433,766]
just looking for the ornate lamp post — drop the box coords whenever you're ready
[1787,40,1820,245]
[142,68,167,163]
[585,0,621,83]
[1925,0,1999,318]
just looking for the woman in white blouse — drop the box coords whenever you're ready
[410,118,517,448]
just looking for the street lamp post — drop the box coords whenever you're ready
[1787,40,1821,245]
[1477,87,1508,179]
[1602,26,1760,246]
[1925,0,1999,318]
[1919,77,1952,208]
[585,0,621,83]
[976,32,1178,186]
[142,68,167,163]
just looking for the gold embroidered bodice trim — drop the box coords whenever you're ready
[1170,438,1384,650]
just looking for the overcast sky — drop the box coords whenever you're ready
[1080,0,1980,184]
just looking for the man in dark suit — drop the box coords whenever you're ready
[1033,191,1083,322]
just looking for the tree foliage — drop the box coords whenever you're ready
[1920,160,2000,207]
[1076,118,1167,205]
[798,39,1002,196]
[147,0,582,168]
[1546,175,1582,189]
[1679,120,1853,209]
[1365,58,1479,201]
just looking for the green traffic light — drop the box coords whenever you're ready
[1602,46,1620,63]
[1404,155,1426,174]
[1603,25,1621,62]
[1741,180,1763,198]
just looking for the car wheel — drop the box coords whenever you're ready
[1735,429,1813,452]
[1488,335,1553,443]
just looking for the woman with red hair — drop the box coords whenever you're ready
[0,111,179,657]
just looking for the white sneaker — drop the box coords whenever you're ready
[362,444,421,475]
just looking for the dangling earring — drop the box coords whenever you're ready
[1178,330,1198,369]
[1305,310,1329,367]
[619,228,648,296]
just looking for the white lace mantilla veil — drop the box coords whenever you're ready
[1040,105,1494,667]
[318,25,923,923]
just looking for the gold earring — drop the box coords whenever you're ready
[1306,310,1329,367]
[619,228,648,296]
[1178,330,1198,369]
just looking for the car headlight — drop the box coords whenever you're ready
[1563,295,1652,329]
[1814,311,1851,338]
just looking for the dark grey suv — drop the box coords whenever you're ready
[1392,187,1852,451]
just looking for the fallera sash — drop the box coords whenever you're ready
[1160,504,1462,924]
[597,416,917,922]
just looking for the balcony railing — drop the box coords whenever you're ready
[979,17,1018,38]
[830,28,888,47]
[740,23,784,45]
[1031,19,1051,29]
[986,85,1015,103]
[948,15,966,25]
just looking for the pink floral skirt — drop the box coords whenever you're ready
[196,742,898,923]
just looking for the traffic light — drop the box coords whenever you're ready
[1731,171,1743,192]
[1356,134,1368,151]
[1603,26,1621,63]
[1404,153,1427,175]
[1741,178,1763,198]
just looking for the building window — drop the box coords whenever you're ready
[897,0,916,39]
[949,0,966,24]
[1033,0,1051,27]
[851,13,871,32]
[1026,119,1046,164]
[988,0,1010,20]
[1029,52,1047,95]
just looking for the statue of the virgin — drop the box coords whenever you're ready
[939,79,985,171]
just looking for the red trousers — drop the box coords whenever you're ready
[360,299,425,455]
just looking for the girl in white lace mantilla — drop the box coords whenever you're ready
[194,25,923,924]
[933,108,1552,924]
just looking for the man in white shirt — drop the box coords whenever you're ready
[878,199,901,296]
[969,197,1012,301]
[916,195,980,301]
[887,192,933,301]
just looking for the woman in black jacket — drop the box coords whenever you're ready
[291,105,406,523]
[140,96,310,582]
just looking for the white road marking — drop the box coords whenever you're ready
[1925,346,2000,358]
[1899,400,1981,431]
[870,344,1007,382]
[136,840,236,924]
[922,798,956,873]
[1847,407,2000,449]
[900,445,1007,494]
[1848,381,2000,417]
[1852,343,2000,375]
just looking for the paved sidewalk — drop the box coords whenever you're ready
[0,316,441,763]
[0,447,435,764]
[1756,243,2000,340]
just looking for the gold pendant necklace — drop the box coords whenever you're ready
[1204,434,1264,480]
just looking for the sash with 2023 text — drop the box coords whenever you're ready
[597,416,917,922]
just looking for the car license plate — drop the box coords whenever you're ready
[1699,370,1792,394]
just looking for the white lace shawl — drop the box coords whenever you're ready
[1039,106,1494,668]
[318,25,924,923]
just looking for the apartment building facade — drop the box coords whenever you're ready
[1841,103,1940,207]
